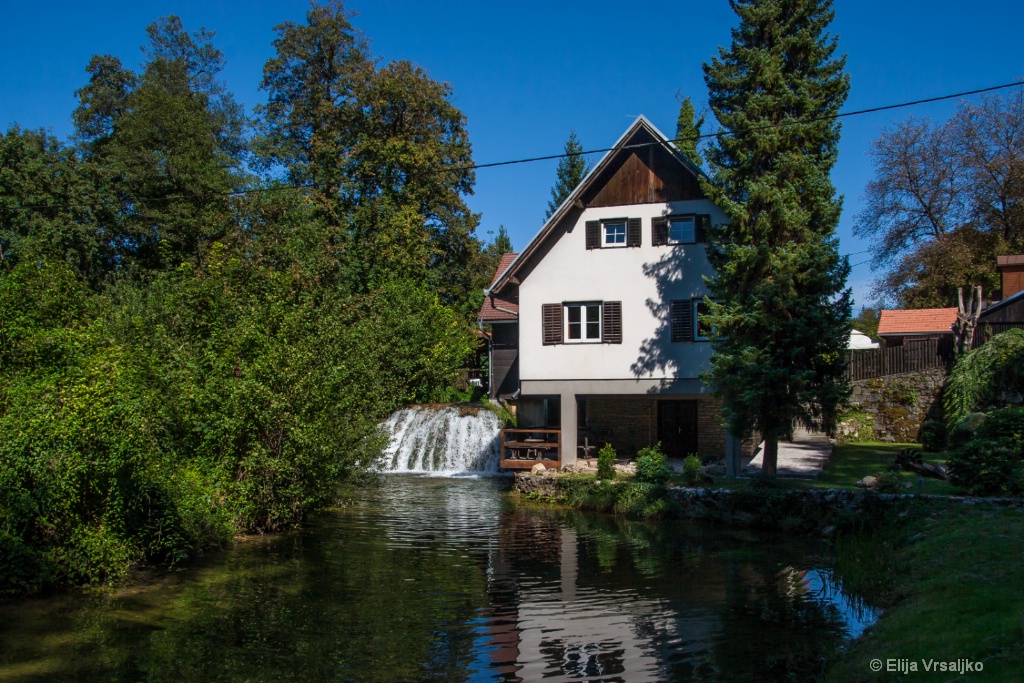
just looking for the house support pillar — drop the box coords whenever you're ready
[725,432,742,478]
[560,392,577,467]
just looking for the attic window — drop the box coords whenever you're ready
[602,221,626,247]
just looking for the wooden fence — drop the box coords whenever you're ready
[845,337,954,381]
[972,322,1024,348]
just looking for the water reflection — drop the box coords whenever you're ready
[0,476,875,682]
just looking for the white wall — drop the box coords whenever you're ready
[519,199,724,383]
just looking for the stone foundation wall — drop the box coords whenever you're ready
[847,367,947,442]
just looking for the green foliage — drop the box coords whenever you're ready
[0,5,482,596]
[948,406,1024,496]
[944,328,1024,429]
[917,419,947,452]
[674,96,704,167]
[701,0,852,476]
[635,443,671,485]
[850,307,881,341]
[681,454,703,486]
[597,443,617,480]
[872,471,907,494]
[613,482,670,519]
[545,130,591,219]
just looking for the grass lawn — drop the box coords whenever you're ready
[827,502,1024,681]
[813,442,959,495]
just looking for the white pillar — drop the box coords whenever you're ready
[560,392,577,467]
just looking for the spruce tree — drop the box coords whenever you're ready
[701,0,852,476]
[674,96,705,167]
[545,130,591,219]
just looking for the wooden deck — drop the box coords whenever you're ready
[500,429,561,470]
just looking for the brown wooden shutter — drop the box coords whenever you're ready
[671,300,693,342]
[602,301,622,343]
[542,304,563,345]
[585,221,600,250]
[627,217,642,247]
[696,214,710,242]
[652,217,668,246]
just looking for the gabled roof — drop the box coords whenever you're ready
[877,308,957,336]
[486,115,704,296]
[477,252,519,321]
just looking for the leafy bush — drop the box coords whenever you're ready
[597,443,616,480]
[948,406,1024,496]
[945,328,1024,429]
[681,454,703,486]
[613,482,670,519]
[635,443,671,485]
[917,419,948,452]
[873,471,907,493]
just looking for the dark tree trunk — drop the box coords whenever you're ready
[762,435,778,477]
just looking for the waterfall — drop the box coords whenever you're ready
[381,405,503,474]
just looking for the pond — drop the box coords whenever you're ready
[0,476,876,682]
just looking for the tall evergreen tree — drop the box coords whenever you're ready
[545,130,591,219]
[674,96,705,167]
[702,0,852,476]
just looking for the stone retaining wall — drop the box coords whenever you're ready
[846,367,947,442]
[513,474,1024,532]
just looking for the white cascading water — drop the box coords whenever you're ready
[381,405,502,474]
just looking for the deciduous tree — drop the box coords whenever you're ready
[856,93,1024,306]
[702,0,852,477]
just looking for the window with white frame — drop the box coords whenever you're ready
[668,216,696,244]
[602,221,627,247]
[565,302,602,342]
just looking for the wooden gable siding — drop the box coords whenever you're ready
[981,295,1024,324]
[1001,265,1024,299]
[583,132,702,207]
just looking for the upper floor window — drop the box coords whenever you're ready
[586,218,641,249]
[668,216,696,244]
[693,299,712,341]
[653,214,709,246]
[602,221,626,247]
[670,297,712,342]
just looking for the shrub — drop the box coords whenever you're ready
[635,443,671,485]
[613,482,670,519]
[873,471,906,494]
[948,405,1024,496]
[917,419,948,452]
[681,454,703,486]
[597,443,616,480]
[945,328,1024,429]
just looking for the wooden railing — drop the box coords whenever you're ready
[845,337,954,381]
[499,429,561,470]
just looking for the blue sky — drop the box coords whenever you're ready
[2,1,1023,307]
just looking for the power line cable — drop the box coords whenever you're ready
[6,79,1023,214]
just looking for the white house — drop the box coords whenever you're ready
[480,116,750,469]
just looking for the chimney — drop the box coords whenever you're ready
[997,255,1024,299]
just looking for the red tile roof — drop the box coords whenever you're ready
[477,252,519,321]
[877,308,957,336]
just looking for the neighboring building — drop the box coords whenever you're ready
[848,330,880,350]
[479,251,520,399]
[977,255,1024,344]
[876,308,957,347]
[478,116,743,468]
[996,254,1024,299]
